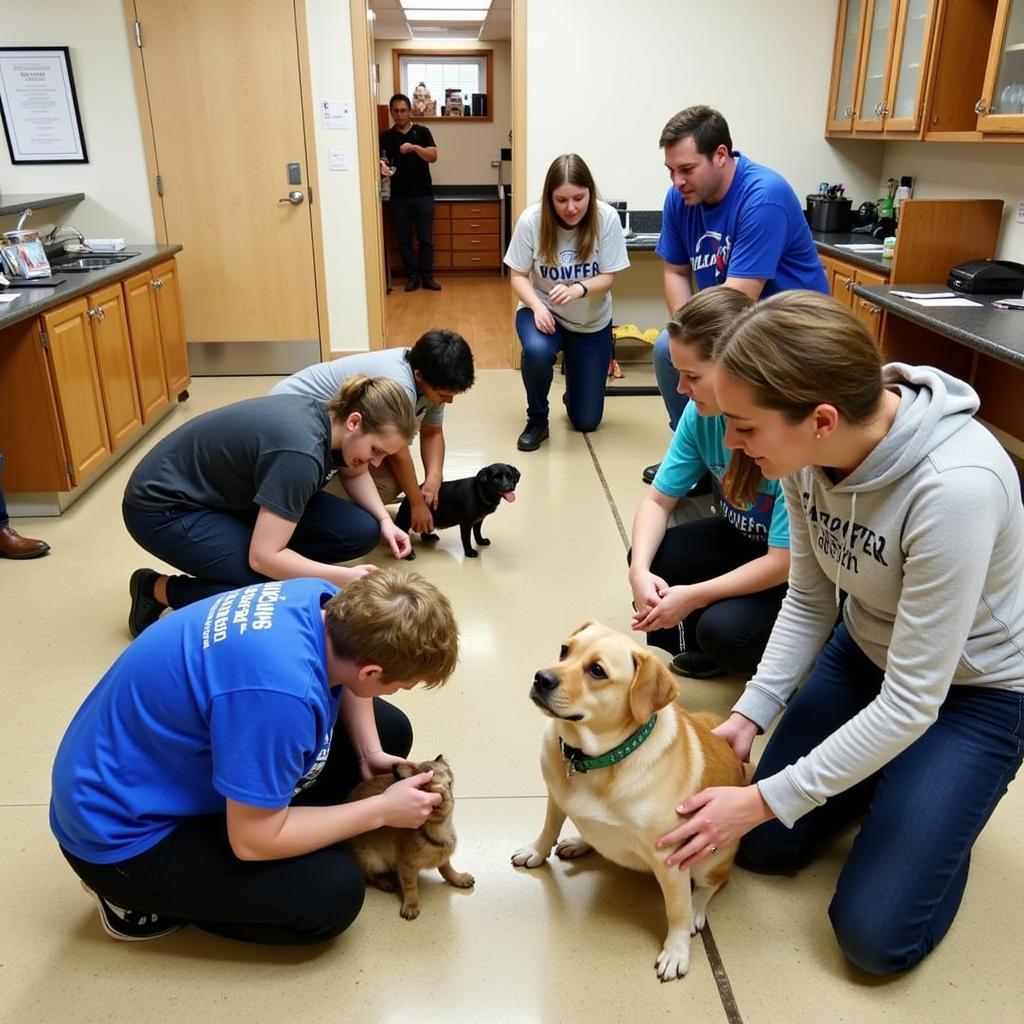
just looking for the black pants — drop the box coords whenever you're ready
[390,195,434,278]
[638,516,787,676]
[122,493,380,609]
[62,699,411,945]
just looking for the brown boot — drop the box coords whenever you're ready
[0,524,50,559]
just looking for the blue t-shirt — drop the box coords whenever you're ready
[50,578,341,864]
[653,403,790,548]
[655,154,828,297]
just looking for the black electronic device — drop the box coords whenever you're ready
[947,259,1024,295]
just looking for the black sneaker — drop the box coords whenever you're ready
[128,568,164,639]
[669,650,725,679]
[421,277,442,291]
[404,276,420,292]
[83,884,185,942]
[642,462,660,484]
[517,421,549,452]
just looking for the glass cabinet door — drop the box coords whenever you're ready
[829,0,865,130]
[979,0,1024,129]
[856,0,898,128]
[886,0,933,129]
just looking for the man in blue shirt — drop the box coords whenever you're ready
[642,106,828,483]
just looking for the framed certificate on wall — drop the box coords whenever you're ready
[0,46,89,164]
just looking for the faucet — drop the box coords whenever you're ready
[15,207,32,231]
[44,223,87,247]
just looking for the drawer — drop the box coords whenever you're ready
[434,234,452,251]
[452,234,500,251]
[451,201,499,219]
[434,202,452,219]
[452,251,501,269]
[432,251,453,269]
[452,217,499,234]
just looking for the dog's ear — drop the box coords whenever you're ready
[568,619,597,638]
[628,651,679,723]
[392,762,418,781]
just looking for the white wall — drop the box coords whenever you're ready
[374,38,511,186]
[0,5,156,242]
[880,142,1024,263]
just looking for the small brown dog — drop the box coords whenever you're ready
[345,756,475,920]
[511,621,747,981]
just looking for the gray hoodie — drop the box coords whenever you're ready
[735,364,1024,828]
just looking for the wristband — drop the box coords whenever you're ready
[576,281,589,297]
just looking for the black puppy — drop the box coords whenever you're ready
[395,463,521,559]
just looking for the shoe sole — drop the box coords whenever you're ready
[0,544,51,559]
[81,882,184,942]
[668,661,725,680]
[517,430,549,452]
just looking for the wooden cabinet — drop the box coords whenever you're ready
[824,256,890,344]
[977,0,1024,132]
[828,0,937,136]
[0,255,191,497]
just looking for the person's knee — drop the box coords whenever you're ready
[695,614,762,676]
[737,823,804,873]
[377,700,413,759]
[291,854,367,943]
[348,511,382,557]
[568,411,602,433]
[828,892,924,976]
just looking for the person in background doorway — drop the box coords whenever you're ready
[271,330,475,534]
[641,105,829,484]
[122,376,418,637]
[504,153,630,452]
[380,93,440,293]
[659,290,1024,976]
[0,454,50,559]
[629,287,789,679]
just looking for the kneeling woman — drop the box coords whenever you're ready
[504,153,630,451]
[658,291,1024,976]
[629,287,790,678]
[122,375,417,636]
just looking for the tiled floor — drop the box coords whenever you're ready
[2,371,1021,1023]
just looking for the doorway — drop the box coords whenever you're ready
[359,0,520,369]
[125,0,329,374]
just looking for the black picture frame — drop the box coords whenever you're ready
[0,46,89,164]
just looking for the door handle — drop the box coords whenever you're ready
[278,190,305,205]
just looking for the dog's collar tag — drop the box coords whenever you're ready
[559,714,658,777]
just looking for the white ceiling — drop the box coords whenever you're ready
[369,0,511,41]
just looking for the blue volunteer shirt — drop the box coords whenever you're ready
[50,578,340,864]
[653,402,790,547]
[656,153,828,297]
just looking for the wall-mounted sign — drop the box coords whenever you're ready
[0,47,88,164]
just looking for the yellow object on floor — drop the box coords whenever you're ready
[612,323,660,345]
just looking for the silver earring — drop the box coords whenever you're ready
[815,432,821,439]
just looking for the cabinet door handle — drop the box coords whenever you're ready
[974,98,989,114]
[87,306,105,321]
[844,104,854,118]
[879,103,889,117]
[150,279,164,291]
[870,306,881,317]
[843,277,854,291]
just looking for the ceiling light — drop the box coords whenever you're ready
[400,0,490,9]
[404,10,488,21]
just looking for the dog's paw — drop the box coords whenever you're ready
[511,846,548,868]
[654,940,691,982]
[403,550,417,561]
[477,537,491,546]
[400,902,421,920]
[447,871,475,888]
[465,549,479,558]
[421,532,439,542]
[690,911,706,935]
[554,837,592,860]
[371,872,398,893]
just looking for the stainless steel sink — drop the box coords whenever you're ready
[50,253,140,273]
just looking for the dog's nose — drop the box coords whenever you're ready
[533,669,559,692]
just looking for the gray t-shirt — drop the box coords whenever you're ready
[270,347,442,428]
[123,394,338,522]
[504,199,630,333]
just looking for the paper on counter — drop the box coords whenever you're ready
[891,290,955,299]
[907,297,983,307]
[0,293,21,302]
[835,243,885,252]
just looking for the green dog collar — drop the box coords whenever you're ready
[559,714,658,777]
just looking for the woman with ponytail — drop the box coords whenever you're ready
[121,375,418,636]
[629,287,790,678]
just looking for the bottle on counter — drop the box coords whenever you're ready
[894,176,913,221]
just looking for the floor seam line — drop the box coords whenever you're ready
[582,432,629,551]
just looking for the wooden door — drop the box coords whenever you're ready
[131,0,320,346]
[827,0,868,132]
[854,0,900,129]
[977,0,1024,131]
[853,267,889,342]
[832,260,859,307]
[124,269,170,422]
[40,301,111,485]
[151,259,191,396]
[88,283,143,450]
[883,0,937,131]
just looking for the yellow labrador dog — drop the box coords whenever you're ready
[511,621,747,982]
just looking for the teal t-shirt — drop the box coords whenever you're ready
[652,403,790,548]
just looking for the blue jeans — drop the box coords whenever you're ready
[122,492,380,609]
[740,621,1024,975]
[653,328,689,431]
[516,306,613,432]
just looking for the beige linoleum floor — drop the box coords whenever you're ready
[2,370,1022,1024]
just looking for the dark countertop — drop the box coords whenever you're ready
[0,244,182,332]
[432,185,501,201]
[853,283,1024,369]
[812,230,892,274]
[0,192,86,217]
[624,234,659,252]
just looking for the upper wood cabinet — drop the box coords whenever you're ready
[828,0,936,135]
[977,0,1024,131]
